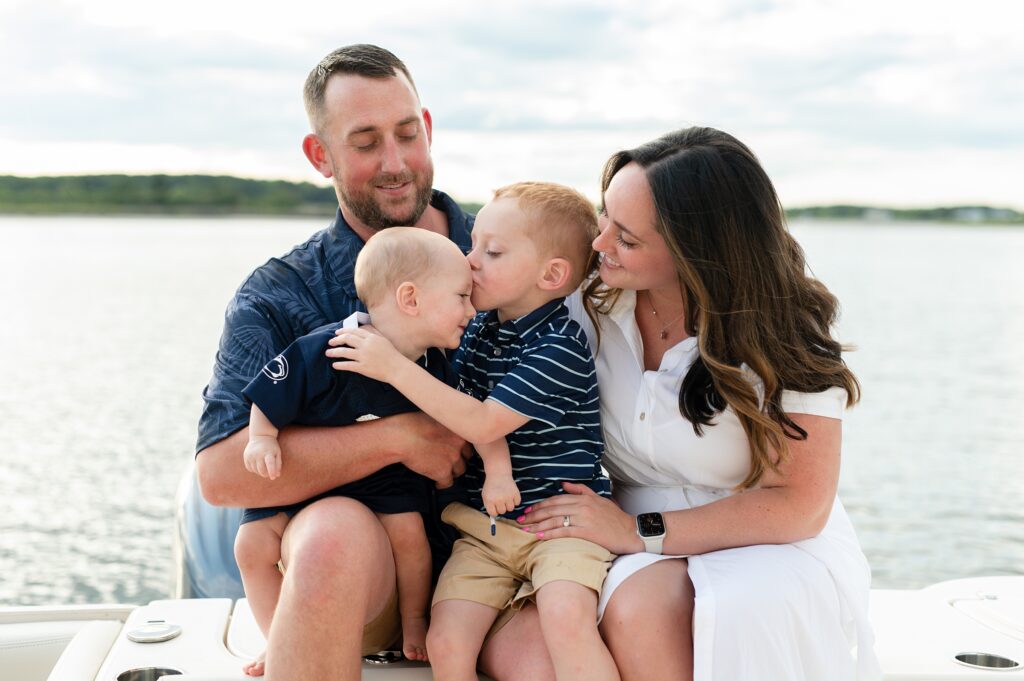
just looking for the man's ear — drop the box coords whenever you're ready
[302,134,332,178]
[394,281,420,314]
[422,108,433,147]
[538,257,572,292]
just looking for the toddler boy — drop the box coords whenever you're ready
[331,182,619,681]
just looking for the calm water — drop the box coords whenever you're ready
[1,216,1022,606]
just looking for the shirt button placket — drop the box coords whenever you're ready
[638,373,658,467]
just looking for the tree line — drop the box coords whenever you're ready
[0,174,339,215]
[0,174,1018,224]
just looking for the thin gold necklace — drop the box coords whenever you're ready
[643,291,686,340]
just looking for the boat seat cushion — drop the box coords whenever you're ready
[47,619,123,681]
[0,619,88,681]
[225,599,264,660]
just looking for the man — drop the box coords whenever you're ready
[195,45,554,680]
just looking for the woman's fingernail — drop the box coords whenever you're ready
[537,532,544,538]
[516,515,526,523]
[523,526,532,532]
[524,506,533,513]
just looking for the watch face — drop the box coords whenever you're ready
[637,512,665,537]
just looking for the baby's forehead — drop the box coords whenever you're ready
[433,248,472,273]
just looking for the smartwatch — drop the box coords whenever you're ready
[635,512,666,554]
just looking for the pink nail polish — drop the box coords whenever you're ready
[516,515,526,523]
[537,532,544,538]
[523,526,532,532]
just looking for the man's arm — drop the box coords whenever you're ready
[197,411,469,508]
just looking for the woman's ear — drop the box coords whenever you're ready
[394,281,420,315]
[539,257,572,292]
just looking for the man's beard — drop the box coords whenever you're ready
[338,169,434,230]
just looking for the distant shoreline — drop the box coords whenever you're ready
[0,174,1020,225]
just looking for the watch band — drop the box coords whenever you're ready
[640,531,664,555]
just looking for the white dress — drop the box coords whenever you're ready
[567,291,881,681]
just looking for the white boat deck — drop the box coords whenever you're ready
[4,576,1024,680]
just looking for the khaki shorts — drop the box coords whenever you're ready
[277,560,401,655]
[361,588,401,655]
[432,502,614,613]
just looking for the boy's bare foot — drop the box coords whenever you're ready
[402,615,430,662]
[242,650,266,676]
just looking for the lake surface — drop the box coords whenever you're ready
[1,216,1022,606]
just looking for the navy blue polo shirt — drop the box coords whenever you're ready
[243,315,457,431]
[197,191,473,454]
[238,313,459,523]
[452,298,611,517]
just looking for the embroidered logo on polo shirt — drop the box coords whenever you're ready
[261,354,289,384]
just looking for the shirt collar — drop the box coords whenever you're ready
[605,288,698,355]
[341,310,436,370]
[480,297,567,344]
[327,189,476,301]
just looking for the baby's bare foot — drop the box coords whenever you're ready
[242,650,266,676]
[402,615,429,662]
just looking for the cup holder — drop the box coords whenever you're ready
[954,652,1021,670]
[116,668,184,681]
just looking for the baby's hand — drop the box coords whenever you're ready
[244,435,282,480]
[482,474,521,517]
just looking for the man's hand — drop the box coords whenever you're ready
[387,411,471,488]
[244,435,283,480]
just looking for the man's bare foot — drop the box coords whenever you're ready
[402,615,429,662]
[242,650,266,676]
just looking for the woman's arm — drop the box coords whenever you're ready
[521,412,840,555]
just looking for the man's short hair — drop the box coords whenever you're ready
[354,227,460,309]
[493,182,598,293]
[303,44,418,133]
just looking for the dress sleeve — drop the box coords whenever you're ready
[779,386,848,420]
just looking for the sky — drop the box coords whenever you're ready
[0,0,1021,208]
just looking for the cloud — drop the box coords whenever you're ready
[1,0,1022,206]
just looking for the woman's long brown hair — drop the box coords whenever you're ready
[585,127,860,489]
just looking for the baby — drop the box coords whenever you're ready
[234,227,474,675]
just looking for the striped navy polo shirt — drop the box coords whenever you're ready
[452,298,611,517]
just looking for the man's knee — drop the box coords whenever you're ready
[282,497,393,591]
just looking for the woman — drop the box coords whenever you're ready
[517,127,880,680]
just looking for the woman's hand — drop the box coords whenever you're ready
[327,326,405,382]
[520,482,643,555]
